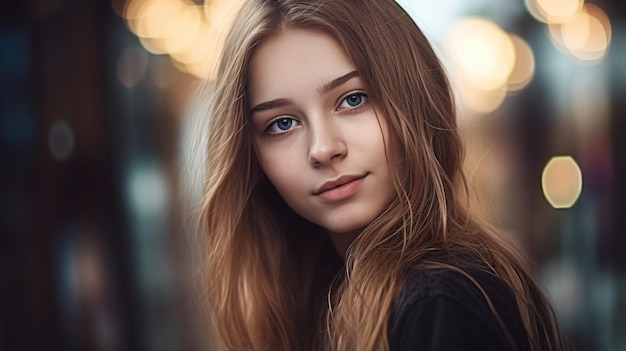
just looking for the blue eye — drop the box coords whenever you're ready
[339,93,367,109]
[266,117,300,134]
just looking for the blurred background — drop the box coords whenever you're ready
[0,0,624,350]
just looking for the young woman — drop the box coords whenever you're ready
[195,0,565,350]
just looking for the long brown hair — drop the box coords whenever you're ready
[197,0,564,350]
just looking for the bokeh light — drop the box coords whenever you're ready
[117,46,149,87]
[446,18,515,91]
[558,4,611,62]
[458,84,507,114]
[49,120,75,161]
[526,1,612,63]
[531,0,584,23]
[127,162,169,217]
[119,0,244,79]
[507,34,536,92]
[541,156,583,209]
[444,18,535,114]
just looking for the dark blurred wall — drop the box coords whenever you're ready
[607,0,626,272]
[1,0,145,350]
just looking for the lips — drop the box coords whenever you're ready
[314,174,367,203]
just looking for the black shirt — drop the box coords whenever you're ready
[389,268,530,350]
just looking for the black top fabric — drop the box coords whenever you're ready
[389,268,531,350]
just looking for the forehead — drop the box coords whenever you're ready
[247,29,356,105]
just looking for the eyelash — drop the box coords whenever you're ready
[337,92,369,112]
[264,117,301,136]
[262,92,369,137]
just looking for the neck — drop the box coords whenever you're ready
[327,230,361,261]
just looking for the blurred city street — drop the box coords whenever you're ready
[1,0,625,350]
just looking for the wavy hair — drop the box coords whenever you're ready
[197,0,564,350]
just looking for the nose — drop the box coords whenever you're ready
[308,118,347,167]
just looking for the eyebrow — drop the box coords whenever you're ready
[249,98,293,115]
[249,70,359,114]
[318,70,359,95]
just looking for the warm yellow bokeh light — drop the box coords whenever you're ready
[525,0,583,24]
[446,18,516,91]
[548,21,566,48]
[507,34,535,92]
[204,0,245,35]
[172,58,212,80]
[135,0,185,39]
[123,0,148,23]
[161,4,203,54]
[568,5,611,61]
[561,10,592,50]
[542,156,583,209]
[138,36,168,55]
[525,0,550,23]
[445,18,536,114]
[453,83,506,114]
[537,0,583,23]
[120,0,246,79]
[548,4,611,62]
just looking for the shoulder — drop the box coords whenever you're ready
[389,267,530,351]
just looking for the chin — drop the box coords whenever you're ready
[323,221,368,235]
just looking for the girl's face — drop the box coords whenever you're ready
[248,28,396,238]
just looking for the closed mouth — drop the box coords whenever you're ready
[314,173,368,195]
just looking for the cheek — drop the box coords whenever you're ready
[255,136,306,178]
[257,151,302,197]
[255,140,280,176]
